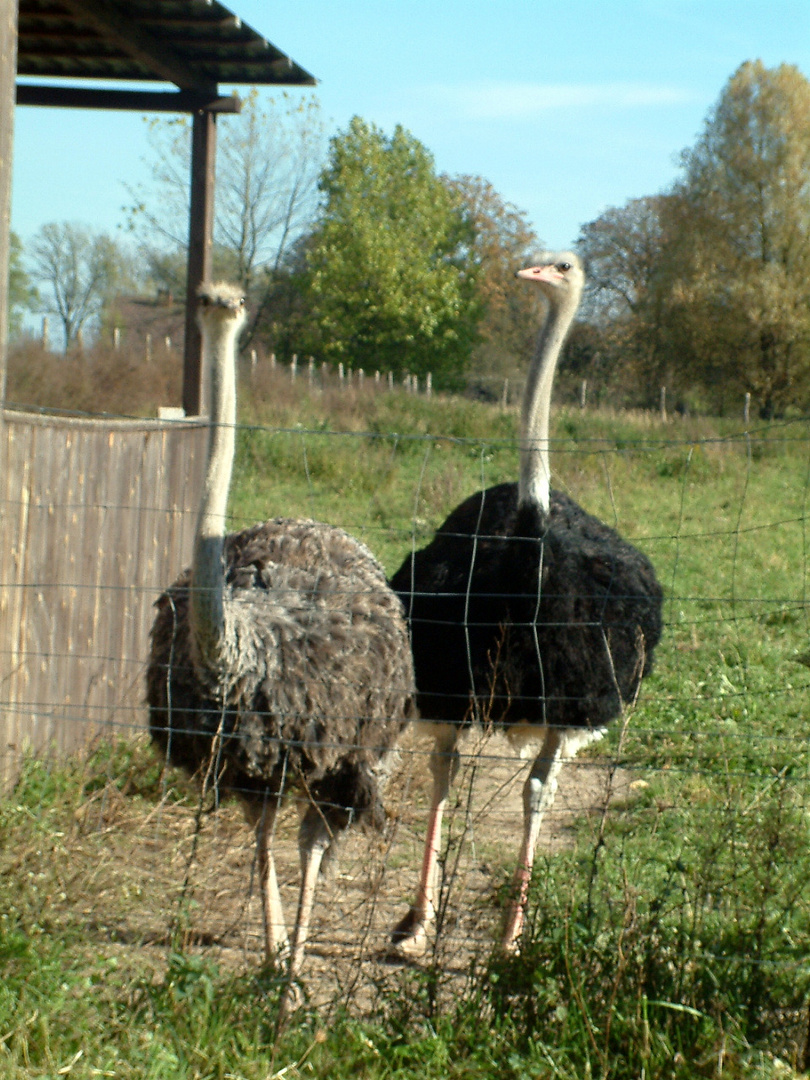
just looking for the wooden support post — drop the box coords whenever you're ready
[0,0,17,405]
[580,379,587,410]
[182,105,217,416]
[660,385,667,422]
[744,392,750,425]
[426,372,432,398]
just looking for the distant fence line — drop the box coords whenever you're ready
[248,350,434,400]
[0,408,207,791]
[249,354,760,422]
[35,319,761,420]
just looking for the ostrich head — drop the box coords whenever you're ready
[196,281,247,333]
[516,252,584,305]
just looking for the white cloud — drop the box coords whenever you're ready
[433,81,694,120]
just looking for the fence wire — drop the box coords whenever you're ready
[2,395,810,1026]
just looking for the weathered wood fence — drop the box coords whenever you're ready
[0,410,208,790]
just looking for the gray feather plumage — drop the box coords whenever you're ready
[148,517,417,823]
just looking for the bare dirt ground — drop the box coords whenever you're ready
[53,728,633,1016]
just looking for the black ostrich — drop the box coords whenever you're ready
[147,283,416,1005]
[390,253,663,955]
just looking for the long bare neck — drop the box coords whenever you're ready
[518,292,578,512]
[190,318,240,671]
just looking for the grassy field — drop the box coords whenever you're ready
[2,368,809,1078]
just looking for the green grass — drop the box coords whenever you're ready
[3,374,810,1077]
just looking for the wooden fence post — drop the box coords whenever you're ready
[660,385,667,422]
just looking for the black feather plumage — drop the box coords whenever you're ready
[392,481,662,731]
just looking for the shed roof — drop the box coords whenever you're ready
[17,0,315,91]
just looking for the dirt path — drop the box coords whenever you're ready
[65,728,631,1016]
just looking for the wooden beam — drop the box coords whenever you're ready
[0,0,18,405]
[57,0,212,91]
[182,108,217,416]
[16,84,241,113]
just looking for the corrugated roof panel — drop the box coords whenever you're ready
[17,0,315,87]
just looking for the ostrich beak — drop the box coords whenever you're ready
[516,264,560,284]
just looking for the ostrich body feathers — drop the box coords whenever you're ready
[391,481,662,733]
[148,517,417,826]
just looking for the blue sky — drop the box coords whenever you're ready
[11,1,810,253]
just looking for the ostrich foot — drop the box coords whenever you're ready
[389,907,431,958]
[500,931,522,956]
[264,938,291,966]
[276,978,305,1024]
[500,905,526,955]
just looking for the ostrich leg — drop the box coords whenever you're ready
[277,810,332,1018]
[391,726,460,956]
[253,806,290,962]
[501,725,565,951]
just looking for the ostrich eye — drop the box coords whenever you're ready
[558,262,571,272]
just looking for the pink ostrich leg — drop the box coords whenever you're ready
[501,726,565,950]
[391,728,459,956]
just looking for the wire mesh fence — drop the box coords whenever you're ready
[1,387,809,1057]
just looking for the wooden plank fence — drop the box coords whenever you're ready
[0,410,208,790]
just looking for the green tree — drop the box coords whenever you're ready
[446,175,541,382]
[578,62,810,415]
[672,60,810,415]
[29,223,131,351]
[300,117,480,387]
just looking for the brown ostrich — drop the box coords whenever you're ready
[147,283,416,1009]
